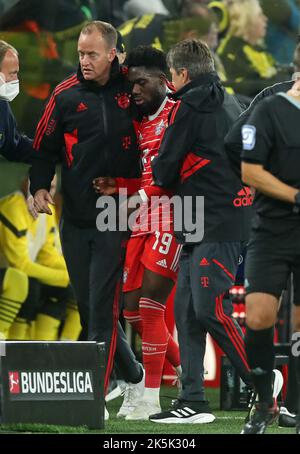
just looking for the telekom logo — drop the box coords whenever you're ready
[9,371,20,394]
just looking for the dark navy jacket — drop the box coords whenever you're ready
[0,100,33,163]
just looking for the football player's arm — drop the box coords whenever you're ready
[93,176,142,195]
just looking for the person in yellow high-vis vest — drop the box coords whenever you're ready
[0,175,81,340]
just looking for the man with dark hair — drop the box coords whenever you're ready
[29,20,144,420]
[148,38,263,424]
[240,77,300,435]
[0,40,33,162]
[94,45,181,420]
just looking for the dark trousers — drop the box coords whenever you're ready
[175,242,251,402]
[60,217,141,390]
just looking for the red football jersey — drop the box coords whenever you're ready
[131,96,176,237]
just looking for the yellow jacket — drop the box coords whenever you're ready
[0,192,68,287]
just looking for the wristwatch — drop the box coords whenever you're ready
[293,191,300,214]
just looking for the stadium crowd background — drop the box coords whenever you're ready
[0,0,299,375]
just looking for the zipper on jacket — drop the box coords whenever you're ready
[99,91,110,175]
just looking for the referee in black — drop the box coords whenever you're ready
[241,78,300,434]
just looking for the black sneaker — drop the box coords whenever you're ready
[245,369,283,424]
[149,399,215,424]
[241,402,279,434]
[245,390,257,424]
[278,407,297,428]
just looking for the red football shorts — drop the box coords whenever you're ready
[123,231,182,292]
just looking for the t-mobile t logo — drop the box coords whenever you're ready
[9,371,20,393]
[201,277,210,288]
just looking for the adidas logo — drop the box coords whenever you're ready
[233,186,253,207]
[76,102,88,112]
[171,407,197,418]
[200,258,210,266]
[156,259,167,268]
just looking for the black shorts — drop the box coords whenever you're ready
[245,223,300,305]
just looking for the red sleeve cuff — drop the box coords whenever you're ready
[115,178,141,195]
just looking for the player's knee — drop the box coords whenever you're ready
[246,307,276,329]
[124,289,141,311]
[293,306,300,332]
[245,293,277,329]
[293,318,300,333]
[246,314,271,330]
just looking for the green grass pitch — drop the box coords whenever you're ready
[0,387,295,434]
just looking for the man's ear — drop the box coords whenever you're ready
[108,48,117,62]
[182,68,190,84]
[159,73,167,85]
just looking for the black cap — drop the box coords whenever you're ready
[116,31,126,53]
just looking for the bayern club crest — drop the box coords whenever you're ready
[115,93,131,109]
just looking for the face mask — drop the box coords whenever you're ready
[0,79,19,102]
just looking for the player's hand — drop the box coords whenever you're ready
[27,194,39,219]
[33,189,55,215]
[93,177,117,195]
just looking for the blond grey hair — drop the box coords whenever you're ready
[80,21,117,49]
[227,0,263,42]
[0,40,18,69]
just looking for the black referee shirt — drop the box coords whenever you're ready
[241,93,300,226]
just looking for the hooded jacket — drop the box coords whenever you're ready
[152,72,251,244]
[29,58,140,227]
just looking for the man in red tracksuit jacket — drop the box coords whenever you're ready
[29,20,144,420]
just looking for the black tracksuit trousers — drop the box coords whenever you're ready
[60,217,141,392]
[175,242,252,402]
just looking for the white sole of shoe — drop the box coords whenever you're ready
[272,369,284,399]
[126,409,162,421]
[105,385,123,402]
[116,412,130,418]
[150,413,216,424]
